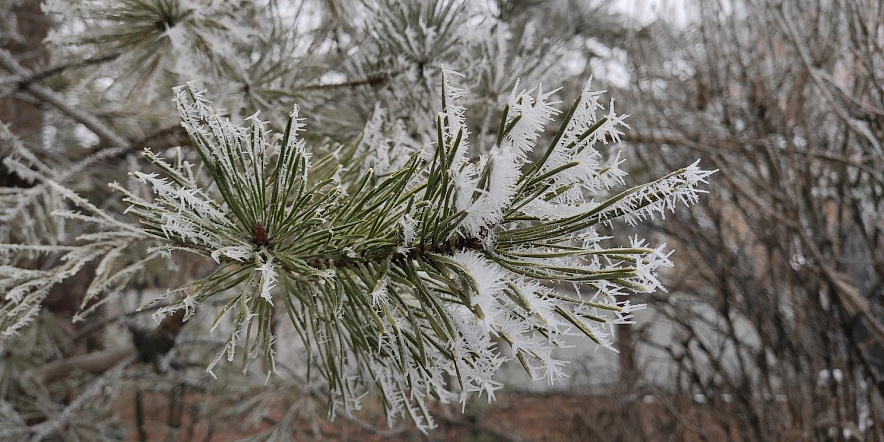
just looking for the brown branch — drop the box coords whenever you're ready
[29,353,137,441]
[0,48,130,147]
[436,414,526,442]
[293,70,400,92]
[17,51,123,87]
[108,124,190,159]
[39,345,137,384]
[134,390,148,442]
[70,303,163,344]
[130,307,188,366]
[303,234,485,270]
[39,307,189,384]
[255,69,407,98]
[624,132,881,174]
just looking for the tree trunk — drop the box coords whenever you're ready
[0,0,48,149]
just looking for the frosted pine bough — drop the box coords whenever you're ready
[117,71,714,431]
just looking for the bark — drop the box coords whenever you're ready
[0,0,48,146]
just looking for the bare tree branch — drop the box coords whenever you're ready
[30,354,136,441]
[0,48,129,147]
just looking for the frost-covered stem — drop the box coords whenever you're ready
[0,48,130,147]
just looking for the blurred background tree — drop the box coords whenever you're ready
[614,0,884,440]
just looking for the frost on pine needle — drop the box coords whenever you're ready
[356,107,421,176]
[0,125,171,342]
[70,72,713,432]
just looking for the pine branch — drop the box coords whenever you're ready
[0,1,721,437]
[108,75,713,431]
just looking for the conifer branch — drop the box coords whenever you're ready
[109,75,713,431]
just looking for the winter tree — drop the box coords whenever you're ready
[1,0,712,437]
[621,0,884,439]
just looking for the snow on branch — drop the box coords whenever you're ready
[1,72,713,432]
